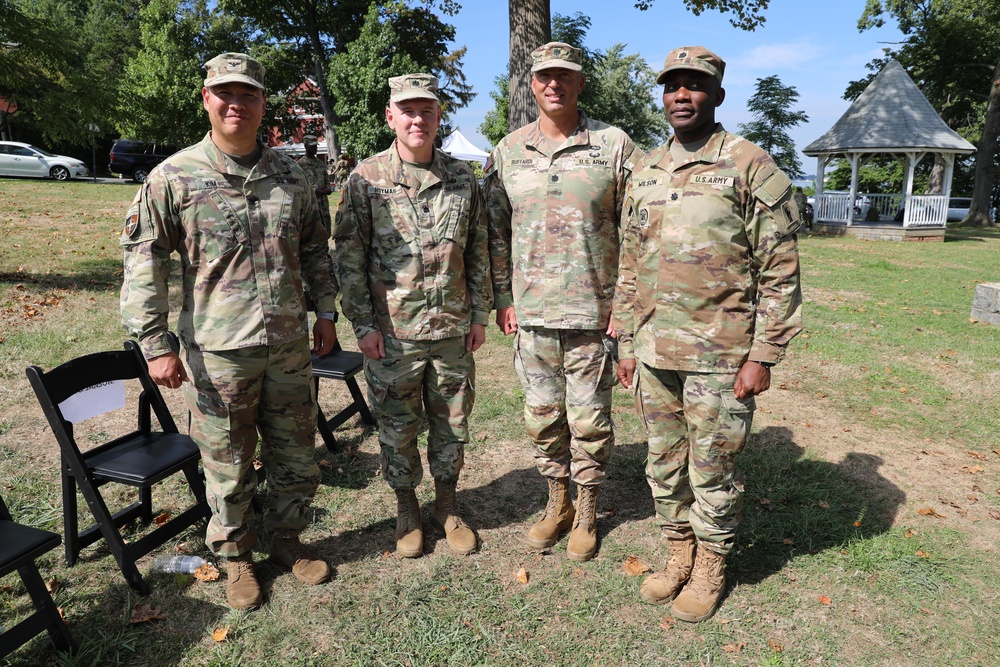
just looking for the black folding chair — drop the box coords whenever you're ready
[0,492,75,659]
[312,341,375,452]
[25,341,209,595]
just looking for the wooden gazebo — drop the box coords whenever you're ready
[803,60,975,241]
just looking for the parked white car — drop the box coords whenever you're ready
[0,141,89,180]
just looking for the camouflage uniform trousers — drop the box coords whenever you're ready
[181,337,321,557]
[514,327,616,486]
[634,363,754,554]
[364,335,474,490]
[317,194,332,233]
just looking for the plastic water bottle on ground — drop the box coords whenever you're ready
[152,555,207,574]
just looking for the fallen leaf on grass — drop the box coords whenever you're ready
[46,576,59,595]
[212,626,229,642]
[993,450,1000,458]
[918,507,945,519]
[853,521,862,527]
[154,511,170,527]
[721,642,746,653]
[817,500,830,509]
[194,562,220,582]
[624,556,651,576]
[130,603,164,624]
[962,465,985,474]
[659,617,672,632]
[514,568,529,585]
[818,596,832,605]
[931,309,943,316]
[317,459,332,468]
[769,638,784,652]
[989,510,1000,521]
[782,538,794,545]
[570,568,585,578]
[968,451,988,461]
[904,530,915,538]
[759,497,772,506]
[916,551,930,558]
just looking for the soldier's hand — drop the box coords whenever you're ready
[617,358,636,389]
[495,306,518,335]
[312,318,337,356]
[466,323,486,352]
[359,331,386,359]
[148,352,187,389]
[734,361,771,398]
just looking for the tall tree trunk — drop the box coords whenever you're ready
[306,9,340,161]
[963,58,1000,227]
[507,0,550,132]
[927,154,945,194]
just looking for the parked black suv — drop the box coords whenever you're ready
[109,140,177,183]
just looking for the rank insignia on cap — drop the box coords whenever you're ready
[678,51,688,58]
[671,192,679,201]
[124,213,140,238]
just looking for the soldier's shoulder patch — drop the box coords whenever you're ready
[119,190,157,246]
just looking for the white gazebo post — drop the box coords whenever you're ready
[902,151,917,226]
[848,154,860,226]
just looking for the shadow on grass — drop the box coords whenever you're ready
[730,425,905,586]
[944,227,1000,243]
[0,259,123,291]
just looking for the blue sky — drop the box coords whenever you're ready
[444,0,907,177]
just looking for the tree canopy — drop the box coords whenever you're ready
[737,75,808,178]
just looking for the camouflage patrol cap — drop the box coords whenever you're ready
[530,42,583,73]
[388,73,440,103]
[656,46,725,84]
[303,135,318,146]
[204,52,265,90]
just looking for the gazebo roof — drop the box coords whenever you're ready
[803,60,975,156]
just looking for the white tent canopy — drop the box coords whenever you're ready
[441,130,489,165]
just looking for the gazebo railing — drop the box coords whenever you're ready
[815,193,947,227]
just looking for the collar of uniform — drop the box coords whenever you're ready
[200,133,291,180]
[388,140,444,193]
[654,123,726,172]
[525,110,591,155]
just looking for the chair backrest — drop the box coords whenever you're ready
[25,343,180,461]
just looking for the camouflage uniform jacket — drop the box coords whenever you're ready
[296,154,329,194]
[120,133,338,360]
[334,142,493,341]
[484,112,639,330]
[613,125,802,373]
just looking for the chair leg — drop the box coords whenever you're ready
[62,468,78,567]
[316,403,340,453]
[347,377,376,425]
[75,476,150,595]
[138,486,153,523]
[19,563,75,655]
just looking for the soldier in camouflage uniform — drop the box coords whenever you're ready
[484,42,639,562]
[335,73,492,558]
[613,46,803,622]
[297,135,333,232]
[120,53,338,610]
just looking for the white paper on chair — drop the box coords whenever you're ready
[58,380,126,423]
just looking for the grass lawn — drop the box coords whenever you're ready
[1,178,998,666]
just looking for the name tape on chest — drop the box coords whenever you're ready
[367,185,398,196]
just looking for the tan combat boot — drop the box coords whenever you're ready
[226,552,263,610]
[395,489,423,558]
[430,479,478,555]
[639,526,696,605]
[526,477,575,549]
[269,535,331,585]
[671,543,727,622]
[566,484,599,562]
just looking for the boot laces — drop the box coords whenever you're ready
[687,549,724,595]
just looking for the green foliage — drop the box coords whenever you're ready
[479,76,510,147]
[118,0,252,146]
[737,74,808,178]
[633,0,770,30]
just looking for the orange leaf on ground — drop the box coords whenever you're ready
[968,451,988,461]
[759,497,772,506]
[818,596,832,605]
[782,538,794,545]
[721,642,746,653]
[916,551,930,558]
[154,511,170,527]
[212,626,229,642]
[917,507,945,519]
[853,521,862,527]
[659,617,672,632]
[962,465,985,474]
[624,556,651,576]
[769,638,783,652]
[194,562,220,582]
[817,501,830,509]
[992,450,1000,458]
[45,576,59,595]
[130,603,164,624]
[904,530,915,538]
[514,568,529,585]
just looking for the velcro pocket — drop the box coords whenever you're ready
[753,170,800,237]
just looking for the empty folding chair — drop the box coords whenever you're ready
[312,341,375,452]
[25,341,208,595]
[0,491,75,659]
